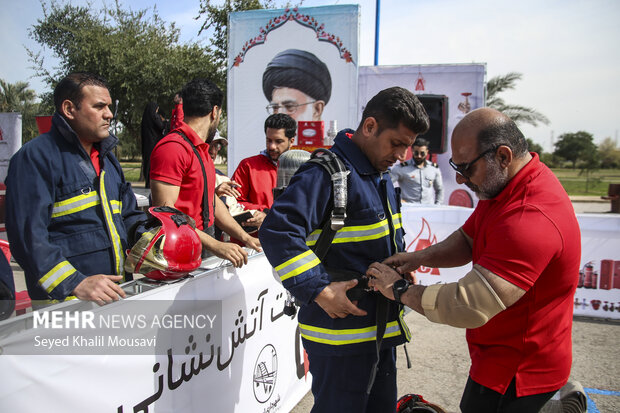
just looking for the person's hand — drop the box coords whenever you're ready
[242,211,266,230]
[366,262,403,300]
[314,281,368,319]
[382,252,421,274]
[210,240,248,268]
[215,181,241,198]
[404,272,418,285]
[72,274,126,304]
[241,234,262,252]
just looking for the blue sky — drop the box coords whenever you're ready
[2,0,619,151]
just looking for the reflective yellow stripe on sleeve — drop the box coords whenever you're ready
[52,191,100,218]
[299,320,402,345]
[275,250,321,282]
[392,212,402,230]
[110,200,122,214]
[39,261,77,293]
[99,171,124,276]
[306,219,390,246]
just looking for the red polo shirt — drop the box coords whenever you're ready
[461,153,581,397]
[231,153,277,211]
[150,123,216,230]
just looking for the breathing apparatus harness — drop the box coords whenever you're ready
[283,148,406,394]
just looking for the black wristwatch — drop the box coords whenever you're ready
[392,278,411,305]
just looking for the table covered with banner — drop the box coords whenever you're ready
[0,253,310,412]
[0,206,618,412]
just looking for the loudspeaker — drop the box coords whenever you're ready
[417,95,448,154]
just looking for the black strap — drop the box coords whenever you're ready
[367,295,389,394]
[173,131,214,233]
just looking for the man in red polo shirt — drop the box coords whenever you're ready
[231,113,296,230]
[367,108,581,413]
[150,78,261,267]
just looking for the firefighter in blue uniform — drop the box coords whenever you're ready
[259,87,430,412]
[5,73,146,304]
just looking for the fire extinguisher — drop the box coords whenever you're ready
[583,263,595,289]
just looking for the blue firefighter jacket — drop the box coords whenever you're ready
[5,113,147,301]
[259,130,411,356]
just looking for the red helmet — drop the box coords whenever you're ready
[124,206,202,280]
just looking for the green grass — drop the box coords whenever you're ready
[121,162,141,182]
[121,162,227,183]
[121,162,620,197]
[551,168,620,196]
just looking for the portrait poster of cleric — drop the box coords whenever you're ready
[227,5,359,174]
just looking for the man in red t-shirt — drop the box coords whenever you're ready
[367,108,580,413]
[150,79,261,267]
[169,92,184,131]
[231,113,296,230]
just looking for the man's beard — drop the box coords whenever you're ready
[413,157,425,166]
[466,158,509,200]
[206,123,218,144]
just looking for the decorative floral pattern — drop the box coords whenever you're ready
[232,8,354,68]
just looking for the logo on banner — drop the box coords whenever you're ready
[415,71,425,91]
[253,344,278,403]
[406,218,440,275]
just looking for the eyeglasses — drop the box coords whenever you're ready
[266,101,315,115]
[449,146,498,178]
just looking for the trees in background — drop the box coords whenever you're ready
[486,72,549,127]
[598,137,620,169]
[0,79,41,142]
[28,1,220,158]
[553,131,599,169]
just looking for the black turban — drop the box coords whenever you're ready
[262,49,332,104]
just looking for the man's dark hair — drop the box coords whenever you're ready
[478,117,529,159]
[359,87,430,135]
[181,78,223,118]
[264,113,297,139]
[413,137,430,148]
[53,72,108,113]
[262,49,332,104]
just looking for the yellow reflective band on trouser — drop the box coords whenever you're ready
[52,191,100,218]
[275,250,321,282]
[99,171,124,277]
[39,261,77,293]
[306,219,390,246]
[299,320,402,345]
[110,200,122,214]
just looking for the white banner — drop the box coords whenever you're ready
[401,205,620,320]
[0,112,22,183]
[358,64,486,207]
[0,254,311,412]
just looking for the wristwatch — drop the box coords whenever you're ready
[392,278,411,305]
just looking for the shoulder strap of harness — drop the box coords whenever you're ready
[307,148,349,260]
[173,131,214,235]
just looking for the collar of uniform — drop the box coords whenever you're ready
[260,149,277,166]
[51,112,118,158]
[490,152,541,204]
[175,122,209,148]
[332,129,378,176]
